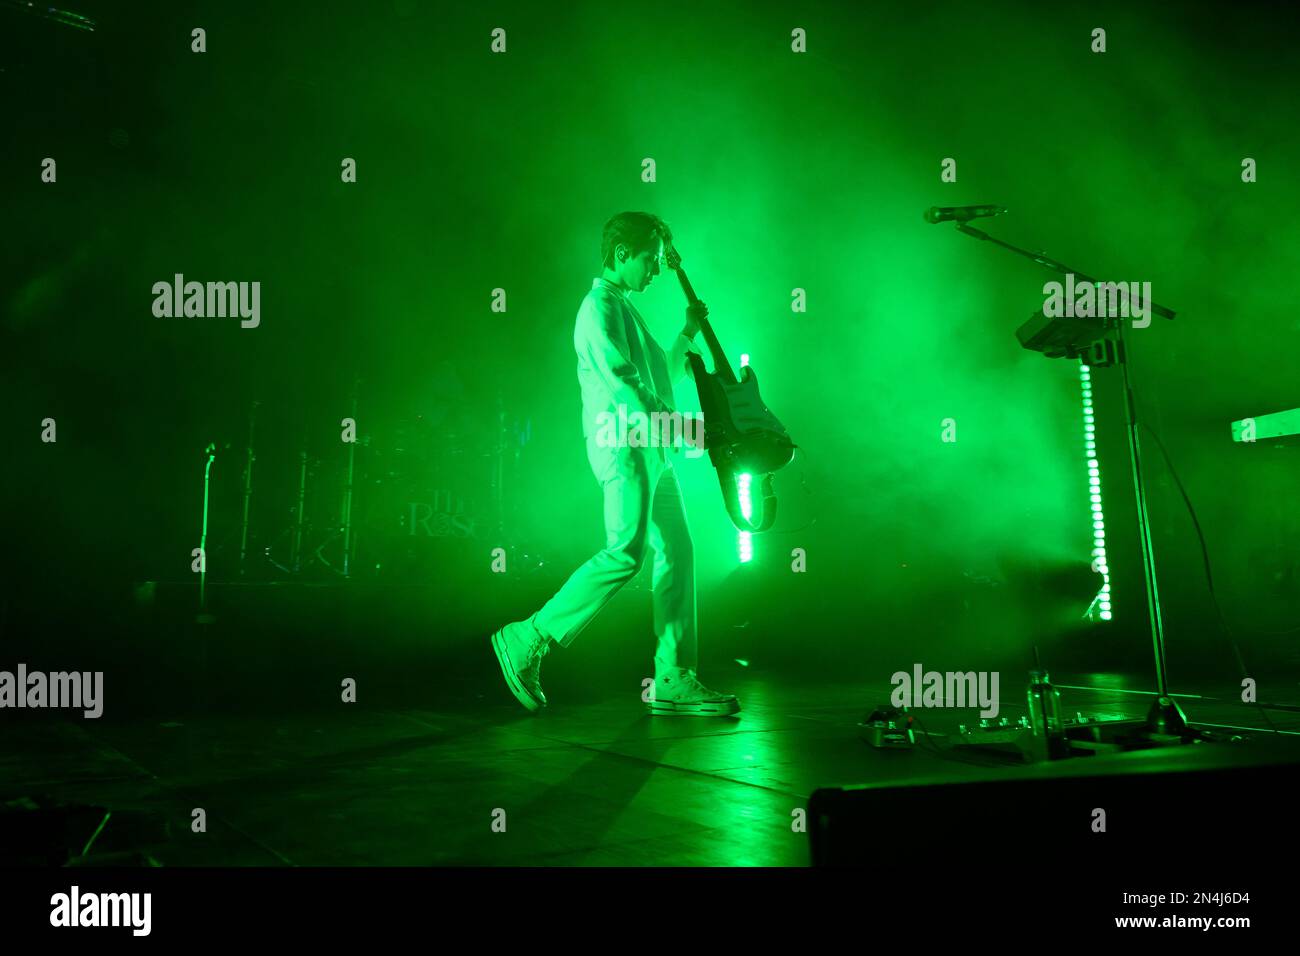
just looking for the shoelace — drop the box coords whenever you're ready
[685,676,715,696]
[520,635,550,676]
[663,673,716,698]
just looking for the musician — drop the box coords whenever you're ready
[490,211,741,716]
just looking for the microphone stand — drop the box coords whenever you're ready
[238,402,259,576]
[340,376,360,579]
[951,220,1194,741]
[198,444,217,624]
[955,221,1177,320]
[291,449,308,573]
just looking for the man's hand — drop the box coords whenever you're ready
[683,300,709,339]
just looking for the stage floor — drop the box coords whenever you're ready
[3,673,1298,866]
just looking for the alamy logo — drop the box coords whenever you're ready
[1043,273,1152,329]
[890,664,1000,718]
[152,274,260,328]
[50,886,151,936]
[595,404,705,458]
[0,664,103,718]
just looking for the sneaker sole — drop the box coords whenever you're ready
[490,629,545,713]
[646,699,741,717]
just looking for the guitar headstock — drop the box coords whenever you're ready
[665,243,683,273]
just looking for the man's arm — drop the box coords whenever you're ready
[576,295,670,416]
[669,331,702,386]
[668,300,709,385]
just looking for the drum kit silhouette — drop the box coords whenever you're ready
[203,386,531,585]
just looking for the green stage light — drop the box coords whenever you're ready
[1080,364,1111,622]
[738,473,753,563]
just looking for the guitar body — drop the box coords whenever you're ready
[668,244,796,533]
[686,354,795,473]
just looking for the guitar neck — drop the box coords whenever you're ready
[672,264,735,383]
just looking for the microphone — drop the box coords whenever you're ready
[924,204,1007,224]
[204,442,217,456]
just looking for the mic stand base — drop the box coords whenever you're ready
[1144,695,1192,737]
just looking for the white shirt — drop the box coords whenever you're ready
[574,277,701,464]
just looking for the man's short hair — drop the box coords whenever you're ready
[601,211,672,269]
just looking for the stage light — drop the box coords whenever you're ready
[738,473,753,563]
[1081,364,1110,621]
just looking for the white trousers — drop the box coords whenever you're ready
[533,445,697,674]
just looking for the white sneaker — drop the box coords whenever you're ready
[491,617,551,712]
[647,667,740,717]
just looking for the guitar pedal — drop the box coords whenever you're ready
[859,706,915,749]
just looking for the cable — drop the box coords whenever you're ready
[1140,422,1282,733]
[759,445,819,535]
[905,710,1018,768]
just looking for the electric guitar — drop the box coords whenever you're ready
[666,243,795,532]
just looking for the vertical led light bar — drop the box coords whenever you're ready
[1081,363,1111,621]
[737,353,752,563]
[738,473,753,563]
